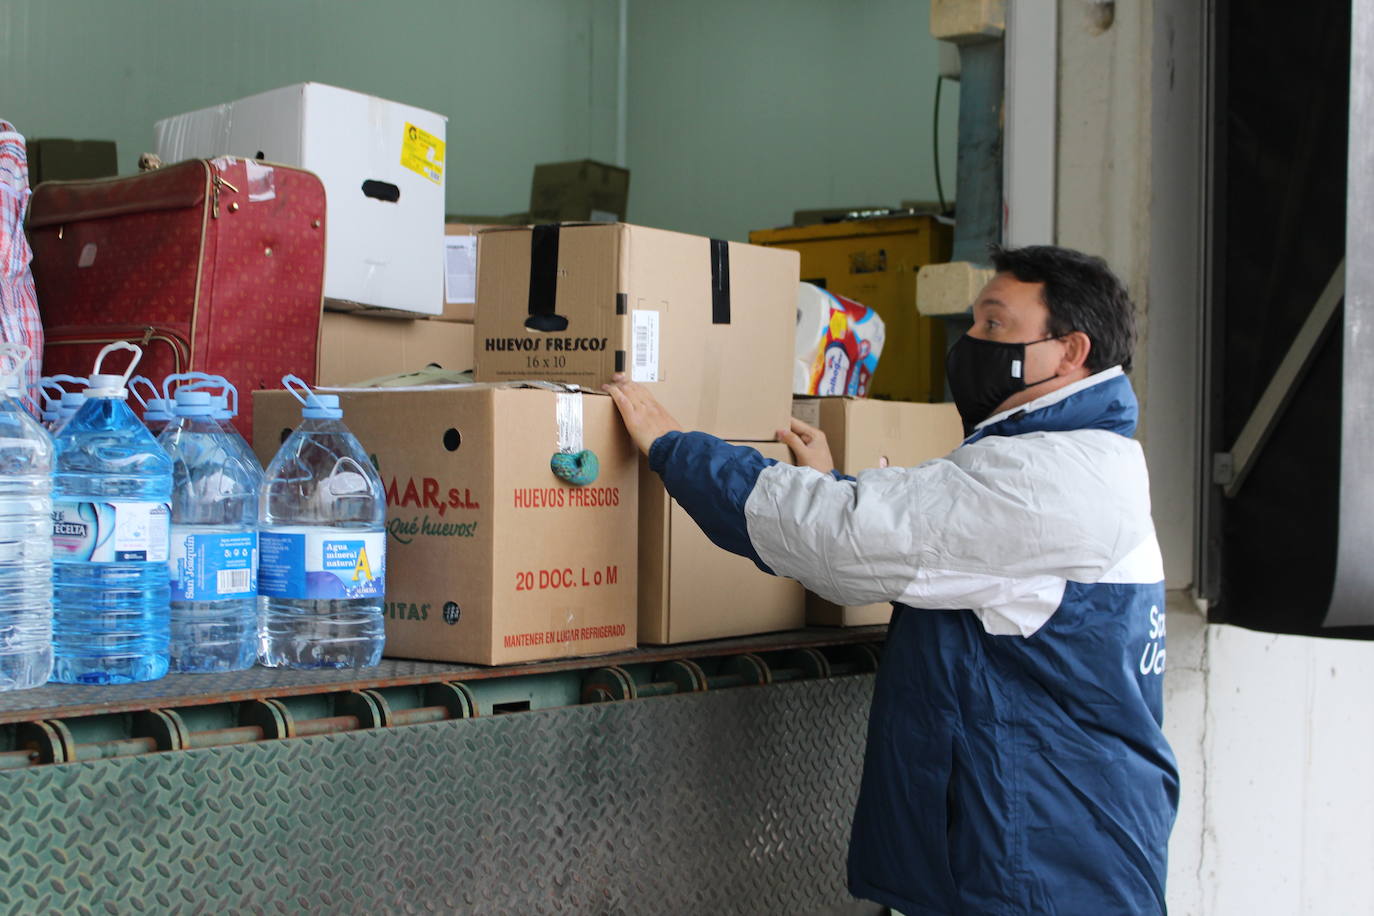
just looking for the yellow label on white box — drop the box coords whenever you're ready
[401,122,445,185]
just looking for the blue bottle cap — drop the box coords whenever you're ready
[173,389,215,417]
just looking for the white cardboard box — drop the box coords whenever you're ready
[156,82,447,315]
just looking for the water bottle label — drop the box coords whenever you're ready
[258,529,386,599]
[52,500,171,563]
[169,529,258,601]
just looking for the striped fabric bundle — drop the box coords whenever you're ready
[0,122,43,406]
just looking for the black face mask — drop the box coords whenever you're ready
[945,334,1062,435]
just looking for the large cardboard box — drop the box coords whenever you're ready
[253,386,637,665]
[318,313,474,386]
[749,215,953,402]
[155,82,447,316]
[792,397,963,626]
[530,159,629,223]
[28,139,118,187]
[639,441,804,644]
[475,223,799,440]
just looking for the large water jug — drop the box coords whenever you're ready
[258,375,385,669]
[160,387,260,673]
[50,343,172,684]
[38,375,85,433]
[0,345,53,690]
[130,375,175,438]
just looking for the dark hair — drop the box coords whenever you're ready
[988,244,1137,373]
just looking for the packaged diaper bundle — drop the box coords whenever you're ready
[794,282,886,397]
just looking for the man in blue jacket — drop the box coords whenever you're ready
[605,244,1179,915]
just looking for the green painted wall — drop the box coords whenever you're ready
[625,0,958,241]
[0,0,953,241]
[0,0,620,218]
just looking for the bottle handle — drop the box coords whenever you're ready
[326,456,371,496]
[38,375,87,410]
[282,373,315,408]
[184,374,239,417]
[92,342,142,384]
[0,344,31,381]
[129,375,159,410]
[161,371,216,402]
[41,374,88,390]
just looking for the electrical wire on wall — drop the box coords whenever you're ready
[933,75,952,217]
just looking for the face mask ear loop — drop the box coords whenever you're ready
[1021,333,1072,389]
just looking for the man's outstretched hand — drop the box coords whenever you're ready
[602,374,684,455]
[777,417,835,474]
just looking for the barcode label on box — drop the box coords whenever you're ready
[217,568,254,595]
[631,310,660,383]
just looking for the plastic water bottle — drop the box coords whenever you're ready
[0,346,54,690]
[186,376,262,483]
[38,375,86,433]
[130,376,175,438]
[158,388,260,673]
[55,389,87,432]
[37,388,62,431]
[258,375,385,669]
[50,343,172,684]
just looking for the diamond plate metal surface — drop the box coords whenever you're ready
[0,676,879,915]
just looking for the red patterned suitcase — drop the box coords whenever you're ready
[27,157,325,442]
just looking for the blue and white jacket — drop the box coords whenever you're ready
[649,367,1179,915]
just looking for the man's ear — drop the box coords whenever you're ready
[1060,331,1093,372]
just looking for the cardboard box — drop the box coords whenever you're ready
[639,441,804,644]
[155,82,447,316]
[448,213,532,227]
[253,385,638,665]
[530,159,629,223]
[792,397,963,626]
[749,215,953,402]
[28,139,118,187]
[318,313,474,386]
[439,224,500,323]
[475,222,799,440]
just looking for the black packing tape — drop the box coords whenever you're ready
[710,238,731,325]
[615,350,626,373]
[526,224,567,331]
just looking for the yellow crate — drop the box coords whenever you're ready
[749,216,953,402]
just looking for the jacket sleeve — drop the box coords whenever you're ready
[652,428,1155,625]
[740,432,1156,615]
[649,431,782,573]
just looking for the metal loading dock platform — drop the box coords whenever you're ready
[0,627,886,914]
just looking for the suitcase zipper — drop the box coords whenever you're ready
[211,173,240,219]
[46,326,191,374]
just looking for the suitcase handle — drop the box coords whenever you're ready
[46,326,190,376]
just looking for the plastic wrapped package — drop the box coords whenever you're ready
[0,122,42,409]
[794,282,885,397]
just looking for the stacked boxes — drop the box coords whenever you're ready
[474,222,806,644]
[156,82,448,317]
[180,74,965,661]
[317,313,474,386]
